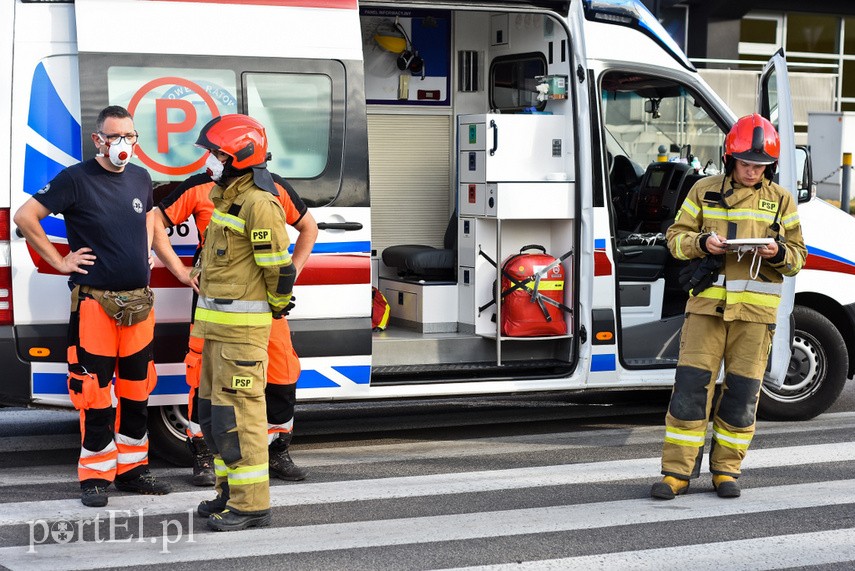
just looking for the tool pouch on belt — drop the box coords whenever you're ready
[679,255,723,296]
[83,286,154,326]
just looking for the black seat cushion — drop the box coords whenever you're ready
[382,245,456,279]
[382,210,458,280]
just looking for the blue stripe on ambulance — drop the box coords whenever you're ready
[24,145,68,195]
[142,243,370,256]
[807,245,855,268]
[32,366,372,396]
[28,62,82,161]
[591,354,616,372]
[595,238,606,249]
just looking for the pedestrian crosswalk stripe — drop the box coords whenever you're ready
[1,480,854,570]
[443,528,855,571]
[1,440,854,526]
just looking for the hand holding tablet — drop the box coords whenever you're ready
[723,238,774,251]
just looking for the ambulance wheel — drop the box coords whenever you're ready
[758,306,848,421]
[148,405,193,466]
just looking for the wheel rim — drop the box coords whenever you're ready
[762,330,826,403]
[158,404,190,440]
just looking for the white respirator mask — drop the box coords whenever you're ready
[205,152,225,182]
[98,137,134,168]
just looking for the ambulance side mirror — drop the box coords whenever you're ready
[795,145,813,204]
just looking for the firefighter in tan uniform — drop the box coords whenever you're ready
[651,114,806,500]
[190,115,296,531]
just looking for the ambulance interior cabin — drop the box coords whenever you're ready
[364,7,577,380]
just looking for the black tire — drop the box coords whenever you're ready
[147,405,193,466]
[758,305,849,421]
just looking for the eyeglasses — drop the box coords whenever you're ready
[99,131,139,145]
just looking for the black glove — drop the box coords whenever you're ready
[271,296,295,319]
[679,255,723,296]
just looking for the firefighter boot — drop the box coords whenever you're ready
[187,437,216,487]
[81,484,109,508]
[269,435,308,481]
[207,508,271,532]
[650,476,689,500]
[115,470,172,495]
[197,483,229,517]
[712,475,741,498]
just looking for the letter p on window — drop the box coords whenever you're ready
[156,99,197,154]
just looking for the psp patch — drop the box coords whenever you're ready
[251,228,271,243]
[232,375,254,389]
[759,199,778,213]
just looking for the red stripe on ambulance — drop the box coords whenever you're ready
[594,250,612,277]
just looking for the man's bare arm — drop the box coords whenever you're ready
[151,207,199,293]
[291,210,318,276]
[13,197,95,274]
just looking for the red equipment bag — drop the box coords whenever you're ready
[371,287,390,331]
[500,245,568,337]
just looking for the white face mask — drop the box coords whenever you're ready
[98,137,134,168]
[205,153,225,182]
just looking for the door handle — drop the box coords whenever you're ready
[317,221,363,231]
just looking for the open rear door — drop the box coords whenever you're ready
[758,48,796,388]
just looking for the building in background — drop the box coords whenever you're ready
[642,2,855,132]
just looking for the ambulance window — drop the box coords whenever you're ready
[106,66,239,183]
[490,54,547,112]
[245,73,332,179]
[600,71,723,170]
[83,55,353,207]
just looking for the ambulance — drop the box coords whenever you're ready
[3,0,854,463]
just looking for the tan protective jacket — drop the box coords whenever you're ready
[666,174,806,324]
[192,173,294,349]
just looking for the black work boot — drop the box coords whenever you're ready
[269,436,308,481]
[712,474,741,498]
[81,485,109,507]
[115,470,172,495]
[197,483,230,518]
[207,507,271,531]
[187,437,216,487]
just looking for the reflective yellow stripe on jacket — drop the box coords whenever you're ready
[194,297,272,327]
[211,209,246,234]
[254,250,292,267]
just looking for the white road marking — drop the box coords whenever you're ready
[2,479,854,570]
[0,441,853,525]
[443,528,855,571]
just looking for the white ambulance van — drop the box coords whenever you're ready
[3,0,854,463]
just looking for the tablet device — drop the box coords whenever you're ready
[724,238,774,250]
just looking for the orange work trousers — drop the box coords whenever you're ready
[67,293,156,486]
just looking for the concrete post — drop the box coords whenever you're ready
[842,153,852,214]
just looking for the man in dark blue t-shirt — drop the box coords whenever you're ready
[14,105,171,507]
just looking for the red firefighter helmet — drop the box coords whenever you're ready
[725,113,780,165]
[195,114,268,170]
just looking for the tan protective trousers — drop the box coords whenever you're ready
[661,313,773,480]
[198,339,270,513]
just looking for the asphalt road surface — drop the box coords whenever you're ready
[0,382,853,570]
